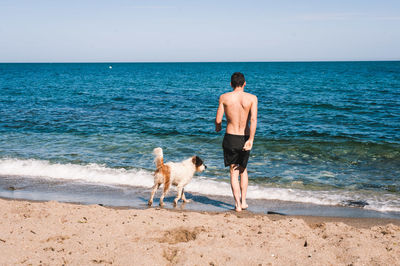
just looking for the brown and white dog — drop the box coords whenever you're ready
[148,147,206,207]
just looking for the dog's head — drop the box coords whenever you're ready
[192,156,207,172]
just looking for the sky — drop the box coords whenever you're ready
[0,0,399,62]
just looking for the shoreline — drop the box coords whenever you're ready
[0,198,399,265]
[1,164,399,218]
[2,177,400,220]
[2,196,400,228]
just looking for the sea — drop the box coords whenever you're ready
[0,62,399,218]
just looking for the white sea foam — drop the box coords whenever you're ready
[0,158,154,187]
[187,177,400,212]
[1,158,399,213]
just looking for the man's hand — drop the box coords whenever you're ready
[215,122,222,132]
[215,96,224,133]
[243,139,253,151]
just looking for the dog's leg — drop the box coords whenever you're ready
[159,182,170,207]
[182,189,191,203]
[148,183,160,206]
[174,186,184,206]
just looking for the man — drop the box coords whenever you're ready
[215,72,258,212]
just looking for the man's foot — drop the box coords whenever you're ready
[235,206,242,212]
[241,203,248,210]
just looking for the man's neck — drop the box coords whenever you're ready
[233,86,244,92]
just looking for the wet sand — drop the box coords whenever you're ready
[2,175,399,220]
[0,198,399,265]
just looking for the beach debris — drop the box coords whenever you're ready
[0,238,6,243]
[91,259,112,264]
[380,229,390,235]
[342,200,369,208]
[44,235,70,244]
[304,240,308,247]
[78,217,88,223]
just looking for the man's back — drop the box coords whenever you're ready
[220,91,257,136]
[215,71,258,212]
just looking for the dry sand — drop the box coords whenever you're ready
[0,198,399,265]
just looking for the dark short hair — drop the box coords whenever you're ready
[231,72,245,88]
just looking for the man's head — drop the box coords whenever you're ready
[231,72,246,89]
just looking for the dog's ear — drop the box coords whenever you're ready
[192,156,203,167]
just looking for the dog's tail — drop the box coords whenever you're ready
[153,147,164,169]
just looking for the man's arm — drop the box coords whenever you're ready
[215,96,224,132]
[243,96,258,151]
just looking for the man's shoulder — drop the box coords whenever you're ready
[244,92,257,101]
[221,91,234,96]
[219,92,232,100]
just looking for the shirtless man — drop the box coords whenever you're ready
[215,72,258,212]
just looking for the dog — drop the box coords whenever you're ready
[148,147,206,207]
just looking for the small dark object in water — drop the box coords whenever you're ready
[343,200,369,208]
[7,186,16,191]
[267,211,286,215]
[98,204,104,206]
[112,97,125,101]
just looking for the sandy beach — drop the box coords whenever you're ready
[0,198,399,265]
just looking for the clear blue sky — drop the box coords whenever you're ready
[1,0,399,62]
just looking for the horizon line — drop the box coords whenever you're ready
[0,59,399,64]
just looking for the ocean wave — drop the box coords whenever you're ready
[187,177,400,212]
[0,158,154,187]
[0,158,399,213]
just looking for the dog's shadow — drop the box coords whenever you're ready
[140,192,234,210]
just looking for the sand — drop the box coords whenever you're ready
[0,198,399,265]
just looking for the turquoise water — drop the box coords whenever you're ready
[0,62,399,213]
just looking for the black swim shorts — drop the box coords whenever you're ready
[222,133,250,168]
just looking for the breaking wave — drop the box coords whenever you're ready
[1,158,399,213]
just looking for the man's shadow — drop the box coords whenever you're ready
[140,192,234,210]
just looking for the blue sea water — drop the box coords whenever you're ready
[0,62,399,215]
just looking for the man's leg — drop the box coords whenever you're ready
[230,164,242,212]
[239,167,248,209]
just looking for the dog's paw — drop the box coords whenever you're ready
[148,200,153,206]
[159,202,164,207]
[173,200,178,207]
[183,199,192,203]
